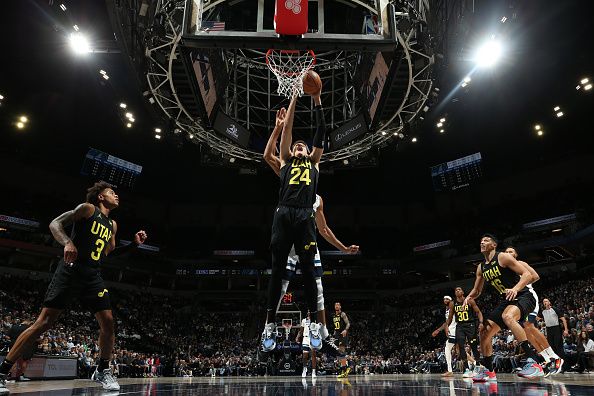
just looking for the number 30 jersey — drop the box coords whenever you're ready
[279,156,319,208]
[71,206,113,266]
[453,299,476,325]
[481,252,527,298]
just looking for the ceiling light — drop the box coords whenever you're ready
[585,84,592,91]
[73,25,80,32]
[534,124,541,131]
[537,130,543,136]
[129,117,135,123]
[342,159,349,165]
[155,128,162,133]
[0,94,4,100]
[69,32,90,54]
[19,116,28,123]
[581,78,589,85]
[59,4,67,11]
[411,137,417,143]
[556,111,564,118]
[439,117,446,123]
[436,122,443,128]
[125,112,133,119]
[126,123,132,128]
[16,122,25,129]
[463,76,471,83]
[155,134,161,139]
[553,106,560,111]
[440,129,444,133]
[119,103,127,109]
[475,39,502,68]
[102,74,109,80]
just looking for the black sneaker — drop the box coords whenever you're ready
[321,337,343,357]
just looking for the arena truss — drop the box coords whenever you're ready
[111,0,434,164]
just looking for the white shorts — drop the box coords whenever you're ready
[302,336,311,350]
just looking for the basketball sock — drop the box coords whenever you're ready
[520,341,542,364]
[482,355,493,371]
[98,358,110,371]
[544,347,560,360]
[445,342,454,372]
[539,350,551,363]
[0,359,14,375]
[320,324,329,339]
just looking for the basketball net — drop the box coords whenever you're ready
[266,49,316,98]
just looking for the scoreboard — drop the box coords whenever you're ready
[81,148,143,188]
[430,152,482,192]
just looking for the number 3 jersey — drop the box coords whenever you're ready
[481,252,528,299]
[71,206,113,266]
[279,156,319,208]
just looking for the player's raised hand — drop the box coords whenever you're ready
[134,230,148,245]
[64,241,78,264]
[276,108,286,129]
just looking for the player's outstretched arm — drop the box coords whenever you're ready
[279,95,298,165]
[309,93,325,165]
[314,196,359,254]
[264,108,285,176]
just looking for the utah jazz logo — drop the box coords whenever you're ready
[97,289,109,298]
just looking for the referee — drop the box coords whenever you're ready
[541,298,569,365]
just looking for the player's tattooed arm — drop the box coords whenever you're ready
[49,203,94,246]
[49,203,94,264]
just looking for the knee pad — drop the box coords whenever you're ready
[315,278,325,311]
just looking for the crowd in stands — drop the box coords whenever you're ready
[1,265,594,378]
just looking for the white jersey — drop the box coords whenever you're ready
[287,195,322,272]
[445,308,457,337]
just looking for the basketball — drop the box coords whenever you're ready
[303,70,322,96]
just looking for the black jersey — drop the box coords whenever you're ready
[332,312,347,333]
[278,156,319,208]
[454,299,476,324]
[481,252,526,298]
[71,206,113,266]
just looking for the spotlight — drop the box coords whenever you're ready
[59,3,67,11]
[534,124,541,131]
[381,131,387,136]
[19,116,28,123]
[69,32,91,54]
[463,76,471,83]
[436,122,443,128]
[500,16,507,23]
[411,137,417,143]
[129,117,135,123]
[581,78,589,85]
[125,112,133,119]
[73,25,80,32]
[16,122,25,129]
[537,130,543,136]
[230,157,236,163]
[343,159,349,165]
[0,94,4,100]
[155,134,161,139]
[126,123,132,128]
[155,128,162,133]
[439,117,446,123]
[553,106,560,111]
[556,111,564,118]
[440,129,445,133]
[119,103,127,109]
[102,74,109,80]
[585,84,592,91]
[461,82,468,88]
[475,39,502,68]
[100,70,107,75]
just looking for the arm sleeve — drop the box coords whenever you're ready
[312,105,326,149]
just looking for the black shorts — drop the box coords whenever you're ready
[334,332,349,348]
[271,206,317,257]
[43,260,111,313]
[486,292,536,330]
[456,323,478,345]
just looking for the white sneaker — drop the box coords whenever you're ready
[0,374,9,395]
[93,368,120,391]
[302,367,307,378]
[312,369,316,378]
[309,323,322,351]
[261,323,277,352]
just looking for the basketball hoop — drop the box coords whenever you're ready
[266,49,316,98]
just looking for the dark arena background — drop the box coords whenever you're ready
[1,0,594,395]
